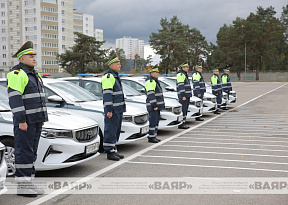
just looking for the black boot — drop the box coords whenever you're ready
[195,117,204,121]
[178,123,190,129]
[148,137,161,143]
[107,152,120,161]
[214,110,221,114]
[115,152,124,159]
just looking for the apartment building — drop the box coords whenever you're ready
[94,28,103,41]
[116,36,144,59]
[73,10,94,37]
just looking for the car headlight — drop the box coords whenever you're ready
[41,129,73,139]
[122,115,133,122]
[164,107,173,112]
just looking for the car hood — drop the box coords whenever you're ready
[126,95,181,108]
[204,92,216,98]
[0,108,98,130]
[79,101,148,116]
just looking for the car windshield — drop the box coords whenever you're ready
[122,83,142,96]
[0,86,11,111]
[160,78,177,90]
[47,82,99,102]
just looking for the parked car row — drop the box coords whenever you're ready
[0,73,236,182]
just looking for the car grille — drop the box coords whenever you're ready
[173,106,182,114]
[134,114,148,125]
[195,101,201,108]
[75,126,98,142]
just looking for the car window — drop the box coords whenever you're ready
[83,81,103,98]
[159,81,169,92]
[44,87,59,103]
[122,80,144,93]
[122,83,142,96]
[0,85,10,111]
[0,81,6,87]
[66,80,80,86]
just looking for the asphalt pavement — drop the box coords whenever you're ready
[1,82,288,205]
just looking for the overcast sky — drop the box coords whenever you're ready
[74,0,287,49]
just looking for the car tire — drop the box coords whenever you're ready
[0,137,15,176]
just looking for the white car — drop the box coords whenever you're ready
[165,76,217,113]
[0,142,7,194]
[204,83,229,108]
[61,76,183,129]
[120,76,203,119]
[0,85,100,175]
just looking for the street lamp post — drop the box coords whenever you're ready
[244,42,247,80]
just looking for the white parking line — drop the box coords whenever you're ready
[167,140,288,148]
[127,161,288,173]
[139,155,288,165]
[27,83,288,204]
[161,144,288,152]
[152,149,288,158]
[176,137,288,144]
[183,131,288,136]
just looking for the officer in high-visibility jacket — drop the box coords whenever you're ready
[176,63,192,129]
[6,41,48,197]
[221,68,232,100]
[191,65,205,121]
[145,66,165,143]
[211,68,222,114]
[101,57,126,161]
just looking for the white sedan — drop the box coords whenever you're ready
[61,76,183,129]
[0,85,100,175]
[0,142,7,194]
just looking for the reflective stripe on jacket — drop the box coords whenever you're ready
[211,74,222,96]
[176,69,192,99]
[145,76,165,112]
[6,63,48,125]
[101,69,126,114]
[192,71,206,97]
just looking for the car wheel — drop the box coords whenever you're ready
[1,137,16,176]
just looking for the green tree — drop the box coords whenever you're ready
[57,32,107,75]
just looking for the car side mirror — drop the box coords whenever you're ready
[165,86,175,92]
[48,95,64,103]
[140,88,146,93]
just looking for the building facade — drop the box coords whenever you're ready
[116,36,144,59]
[0,0,98,73]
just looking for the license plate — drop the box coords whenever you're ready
[85,142,99,155]
[140,126,149,134]
[177,116,183,122]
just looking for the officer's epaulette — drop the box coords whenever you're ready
[150,79,153,82]
[107,73,110,78]
[14,70,20,75]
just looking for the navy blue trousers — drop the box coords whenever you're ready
[103,112,122,153]
[14,122,42,180]
[216,94,222,110]
[148,110,160,138]
[179,97,190,122]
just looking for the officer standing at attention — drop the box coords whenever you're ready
[6,41,48,197]
[101,56,126,161]
[211,68,222,114]
[191,65,205,121]
[145,66,165,143]
[221,66,232,100]
[176,63,192,129]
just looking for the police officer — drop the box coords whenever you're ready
[101,56,126,161]
[211,68,222,114]
[145,66,165,143]
[6,41,48,197]
[176,63,192,129]
[191,65,205,121]
[221,67,232,100]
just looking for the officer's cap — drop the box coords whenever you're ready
[180,63,189,68]
[224,69,230,72]
[108,57,120,66]
[213,68,219,72]
[149,66,159,73]
[195,65,202,69]
[12,41,36,59]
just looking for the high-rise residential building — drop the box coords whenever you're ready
[94,28,103,41]
[0,0,99,73]
[73,10,94,37]
[116,36,144,59]
[0,0,75,73]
